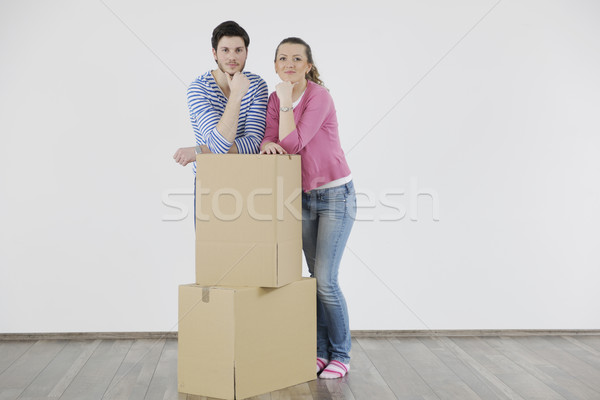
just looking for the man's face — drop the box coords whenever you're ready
[212,36,247,76]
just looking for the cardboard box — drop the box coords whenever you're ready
[195,154,302,287]
[178,278,316,399]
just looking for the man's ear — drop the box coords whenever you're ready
[212,48,217,62]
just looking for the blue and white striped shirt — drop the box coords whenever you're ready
[187,71,268,173]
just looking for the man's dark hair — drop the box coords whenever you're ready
[211,21,250,50]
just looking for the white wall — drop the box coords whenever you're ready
[1,0,599,333]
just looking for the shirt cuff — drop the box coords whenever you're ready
[235,137,259,154]
[209,127,233,153]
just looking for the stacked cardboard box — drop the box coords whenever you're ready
[178,154,316,399]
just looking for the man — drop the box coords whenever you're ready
[173,20,268,168]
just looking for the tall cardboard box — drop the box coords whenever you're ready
[195,154,302,287]
[178,278,316,399]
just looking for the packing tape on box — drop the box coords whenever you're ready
[202,287,210,303]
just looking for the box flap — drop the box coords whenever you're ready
[233,279,317,398]
[178,285,235,399]
[195,240,302,288]
[196,241,278,287]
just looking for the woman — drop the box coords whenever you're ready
[261,37,355,379]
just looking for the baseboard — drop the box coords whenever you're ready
[1,329,599,341]
[0,331,179,341]
[350,329,600,337]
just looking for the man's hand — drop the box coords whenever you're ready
[173,145,213,166]
[260,142,288,155]
[173,147,196,166]
[226,72,250,100]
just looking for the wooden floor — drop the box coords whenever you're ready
[1,335,599,399]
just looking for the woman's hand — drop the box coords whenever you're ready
[260,142,288,155]
[275,81,296,106]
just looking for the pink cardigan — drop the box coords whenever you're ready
[262,81,352,192]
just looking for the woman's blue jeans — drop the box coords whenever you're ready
[302,181,356,364]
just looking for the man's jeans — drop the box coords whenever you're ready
[302,181,356,364]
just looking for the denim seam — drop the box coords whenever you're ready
[325,195,352,361]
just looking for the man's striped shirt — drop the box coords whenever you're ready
[187,71,268,173]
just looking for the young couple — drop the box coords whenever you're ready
[173,21,355,380]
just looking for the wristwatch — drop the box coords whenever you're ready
[280,106,293,112]
[195,145,202,154]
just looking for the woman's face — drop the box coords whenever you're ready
[275,43,312,84]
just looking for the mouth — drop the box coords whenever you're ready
[284,71,295,74]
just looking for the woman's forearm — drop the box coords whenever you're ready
[278,107,296,141]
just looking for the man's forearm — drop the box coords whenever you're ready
[215,97,242,143]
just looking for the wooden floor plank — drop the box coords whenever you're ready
[0,341,34,375]
[307,378,333,400]
[513,336,600,394]
[0,340,66,400]
[270,382,313,400]
[144,338,179,400]
[561,336,600,359]
[484,336,600,400]
[345,338,400,400]
[18,339,101,399]
[419,337,507,400]
[59,339,133,400]
[357,337,439,400]
[389,337,483,400]
[245,392,272,400]
[547,336,600,371]
[451,337,565,400]
[102,339,166,400]
[436,336,526,400]
[567,335,600,352]
[2,335,599,400]
[308,376,356,400]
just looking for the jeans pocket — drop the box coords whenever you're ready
[344,189,357,220]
